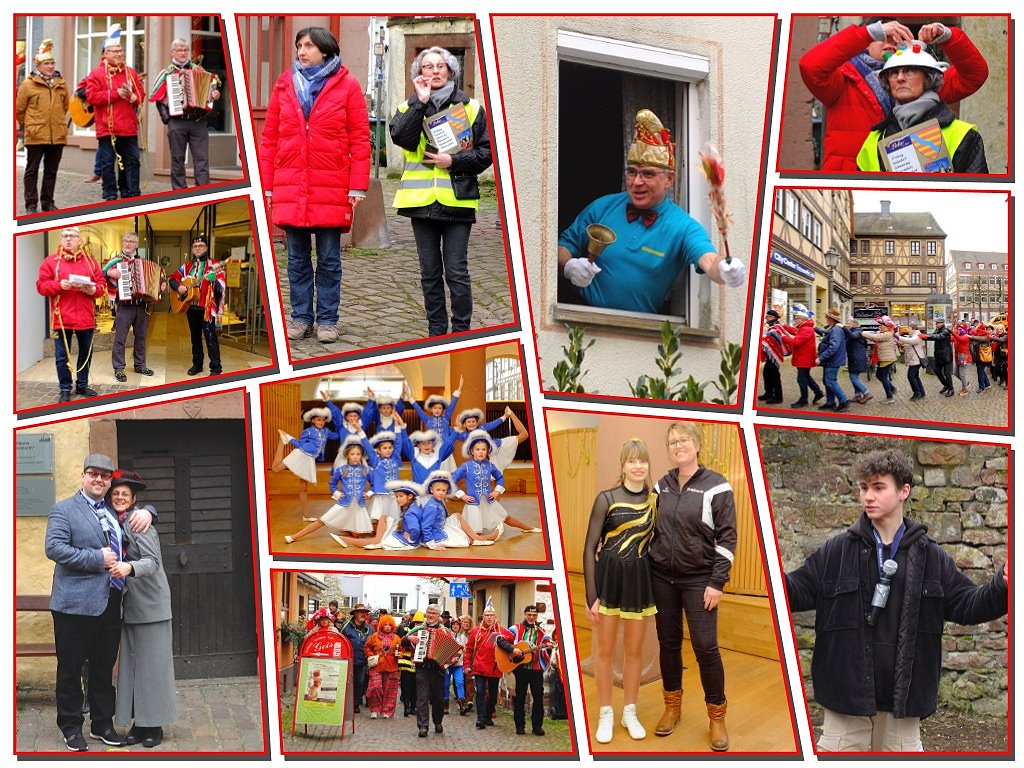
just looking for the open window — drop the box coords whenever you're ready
[553,31,715,338]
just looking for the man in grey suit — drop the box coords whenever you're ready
[44,453,153,751]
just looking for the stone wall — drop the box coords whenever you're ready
[759,428,1008,715]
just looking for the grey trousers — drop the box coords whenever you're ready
[111,303,149,371]
[167,117,210,189]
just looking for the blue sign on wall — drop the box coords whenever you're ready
[449,582,471,598]
[771,250,816,281]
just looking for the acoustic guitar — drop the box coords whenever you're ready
[170,276,200,313]
[69,93,94,128]
[496,641,549,674]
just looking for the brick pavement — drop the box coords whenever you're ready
[280,698,573,754]
[280,179,515,362]
[755,360,1009,429]
[16,676,265,754]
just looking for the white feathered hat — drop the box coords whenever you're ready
[424,470,453,495]
[303,406,332,422]
[456,408,484,426]
[409,429,440,446]
[462,429,496,458]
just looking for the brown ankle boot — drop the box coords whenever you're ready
[707,702,729,751]
[654,689,682,736]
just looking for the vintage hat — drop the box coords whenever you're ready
[34,39,55,66]
[825,307,842,323]
[302,406,332,422]
[103,24,123,50]
[83,453,116,473]
[424,395,448,410]
[369,430,397,448]
[461,429,496,458]
[350,603,371,616]
[386,478,422,497]
[456,408,484,426]
[109,469,146,493]
[881,41,949,74]
[765,308,780,319]
[425,470,453,494]
[410,429,440,446]
[626,109,675,170]
[340,402,364,417]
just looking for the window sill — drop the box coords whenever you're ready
[553,303,719,340]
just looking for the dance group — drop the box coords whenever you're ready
[304,600,558,738]
[761,304,1009,410]
[584,423,736,750]
[45,456,174,751]
[273,379,540,550]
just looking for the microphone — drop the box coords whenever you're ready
[867,559,898,627]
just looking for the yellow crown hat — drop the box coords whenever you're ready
[34,39,55,66]
[626,109,675,170]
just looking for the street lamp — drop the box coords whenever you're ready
[824,246,840,316]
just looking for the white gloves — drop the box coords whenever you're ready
[718,258,747,287]
[563,257,602,289]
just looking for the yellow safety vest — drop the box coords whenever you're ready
[857,119,975,172]
[393,98,481,211]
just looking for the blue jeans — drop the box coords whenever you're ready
[822,366,848,405]
[352,662,368,707]
[848,371,869,396]
[795,368,823,403]
[284,226,342,327]
[907,364,925,397]
[877,362,896,398]
[53,328,94,393]
[410,218,473,336]
[975,361,990,391]
[444,663,465,701]
[97,135,140,201]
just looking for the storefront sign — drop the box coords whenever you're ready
[294,657,348,727]
[16,433,54,474]
[770,250,815,281]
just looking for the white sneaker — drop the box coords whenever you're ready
[524,527,543,533]
[284,535,294,544]
[621,703,646,740]
[330,533,349,548]
[471,539,494,546]
[595,706,614,744]
[364,542,384,550]
[369,712,378,719]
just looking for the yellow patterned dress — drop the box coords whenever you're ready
[583,486,658,620]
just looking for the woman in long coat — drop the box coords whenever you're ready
[107,470,176,748]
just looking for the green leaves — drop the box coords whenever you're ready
[551,325,595,393]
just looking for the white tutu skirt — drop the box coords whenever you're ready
[320,501,373,533]
[283,450,317,484]
[461,497,508,533]
[382,517,417,550]
[441,455,457,473]
[439,514,470,547]
[368,493,400,521]
[493,436,519,472]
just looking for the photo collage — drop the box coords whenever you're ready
[7,7,1014,763]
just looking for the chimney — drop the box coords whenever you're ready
[880,200,891,219]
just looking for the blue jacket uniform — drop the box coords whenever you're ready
[559,192,716,313]
[326,400,371,436]
[453,415,505,444]
[407,497,447,545]
[452,459,504,501]
[363,397,406,434]
[328,464,369,507]
[399,430,458,484]
[290,424,337,461]
[412,393,460,439]
[362,435,404,492]
[818,323,848,367]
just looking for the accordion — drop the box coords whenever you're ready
[411,627,462,666]
[117,259,162,302]
[167,68,217,117]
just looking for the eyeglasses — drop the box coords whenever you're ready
[885,66,921,80]
[61,234,79,239]
[667,437,693,448]
[192,243,207,248]
[421,63,447,72]
[625,167,667,181]
[84,470,113,480]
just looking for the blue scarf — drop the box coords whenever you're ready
[292,55,341,119]
[850,52,892,116]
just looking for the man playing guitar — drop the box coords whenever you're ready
[167,234,226,377]
[497,604,555,736]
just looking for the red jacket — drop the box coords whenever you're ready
[258,67,371,230]
[784,319,819,368]
[952,329,973,363]
[799,25,988,172]
[36,249,105,331]
[84,63,144,138]
[464,623,513,678]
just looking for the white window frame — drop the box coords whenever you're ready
[554,30,714,336]
[785,191,800,228]
[911,241,920,255]
[885,240,894,255]
[927,241,937,255]
[812,218,822,249]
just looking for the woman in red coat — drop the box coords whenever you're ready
[782,305,825,407]
[259,27,371,345]
[799,18,987,172]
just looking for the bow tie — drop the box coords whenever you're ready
[626,203,658,227]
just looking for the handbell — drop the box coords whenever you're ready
[586,223,616,262]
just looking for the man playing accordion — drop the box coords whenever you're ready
[149,38,221,190]
[103,232,165,383]
[405,604,462,738]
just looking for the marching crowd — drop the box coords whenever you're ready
[760,304,1009,410]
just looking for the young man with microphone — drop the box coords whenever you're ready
[784,449,1008,752]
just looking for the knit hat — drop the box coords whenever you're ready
[461,429,496,458]
[626,109,675,170]
[456,408,484,426]
[34,39,55,65]
[410,429,440,446]
[425,470,453,495]
[369,431,397,448]
[303,406,332,422]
